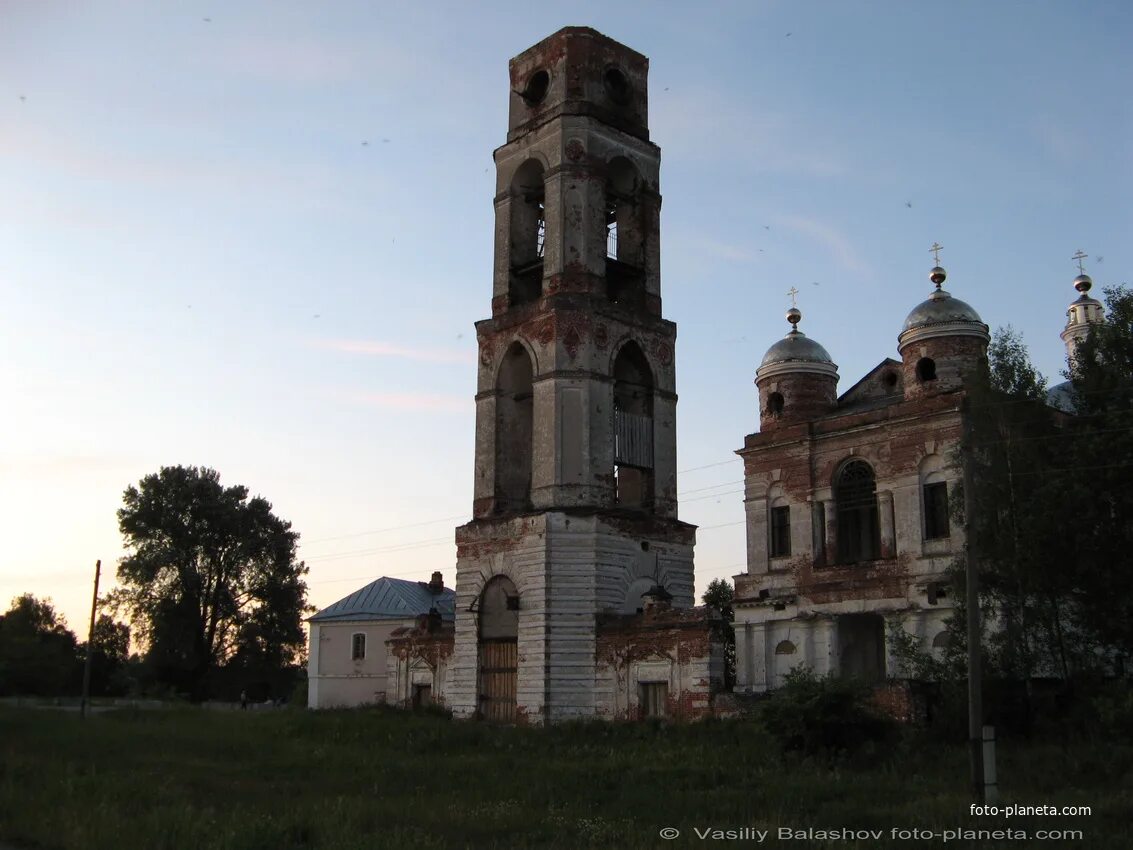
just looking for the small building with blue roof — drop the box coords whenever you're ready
[306,571,454,709]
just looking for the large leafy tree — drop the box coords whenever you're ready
[0,595,81,696]
[961,287,1133,682]
[111,466,310,699]
[1061,285,1133,660]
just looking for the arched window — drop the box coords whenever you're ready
[351,632,366,661]
[768,484,790,559]
[767,392,785,416]
[836,460,881,563]
[605,157,645,307]
[509,159,545,306]
[775,640,797,655]
[919,455,951,541]
[495,342,534,512]
[916,357,937,382]
[613,342,654,508]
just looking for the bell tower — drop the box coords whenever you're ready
[448,28,696,724]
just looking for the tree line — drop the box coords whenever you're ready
[0,466,311,702]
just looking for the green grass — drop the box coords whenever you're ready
[1,706,1129,849]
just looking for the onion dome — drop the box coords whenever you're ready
[898,264,989,350]
[757,308,838,380]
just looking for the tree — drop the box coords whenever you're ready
[110,466,311,699]
[961,290,1133,686]
[78,614,132,697]
[702,578,736,688]
[1061,285,1133,662]
[0,595,81,696]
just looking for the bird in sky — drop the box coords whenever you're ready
[202,17,211,23]
[905,201,912,208]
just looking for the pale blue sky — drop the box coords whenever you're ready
[2,1,1129,632]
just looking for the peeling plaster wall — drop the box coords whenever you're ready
[734,391,968,693]
[447,511,696,723]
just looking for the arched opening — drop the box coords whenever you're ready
[521,69,550,105]
[509,159,545,306]
[605,157,645,308]
[767,391,785,416]
[477,575,519,722]
[916,357,937,382]
[775,640,797,655]
[613,342,654,509]
[835,459,881,563]
[495,342,534,512]
[603,66,631,104]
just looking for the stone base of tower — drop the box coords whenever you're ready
[438,509,711,724]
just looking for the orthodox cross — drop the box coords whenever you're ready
[1072,249,1088,274]
[929,242,944,265]
[787,286,799,308]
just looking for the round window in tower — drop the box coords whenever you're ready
[604,66,632,104]
[522,69,550,105]
[767,392,785,415]
[916,357,937,382]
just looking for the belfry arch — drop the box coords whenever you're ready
[509,159,546,306]
[612,341,654,508]
[494,342,534,512]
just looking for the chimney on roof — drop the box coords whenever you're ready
[429,571,444,593]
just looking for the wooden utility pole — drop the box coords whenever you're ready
[80,559,101,719]
[960,398,985,802]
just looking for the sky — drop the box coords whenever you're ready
[1,1,1130,637]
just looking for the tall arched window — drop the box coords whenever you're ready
[605,157,645,308]
[836,460,880,563]
[613,341,654,508]
[495,342,534,512]
[509,159,545,306]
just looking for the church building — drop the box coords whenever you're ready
[386,27,724,723]
[732,258,989,693]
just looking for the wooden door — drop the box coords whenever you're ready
[478,639,517,722]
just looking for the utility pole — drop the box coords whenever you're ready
[80,559,101,719]
[960,398,985,802]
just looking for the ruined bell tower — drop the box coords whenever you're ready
[448,27,696,723]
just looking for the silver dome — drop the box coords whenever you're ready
[901,289,985,333]
[759,330,834,368]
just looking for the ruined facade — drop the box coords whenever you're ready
[388,27,723,722]
[733,265,989,692]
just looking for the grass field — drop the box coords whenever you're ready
[1,705,1129,849]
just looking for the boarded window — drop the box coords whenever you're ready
[351,633,366,661]
[640,682,668,719]
[924,481,950,539]
[770,504,791,557]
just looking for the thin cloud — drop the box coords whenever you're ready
[777,214,873,276]
[343,392,469,413]
[313,338,475,364]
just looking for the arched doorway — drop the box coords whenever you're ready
[478,575,519,721]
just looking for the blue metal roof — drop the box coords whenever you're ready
[309,576,455,623]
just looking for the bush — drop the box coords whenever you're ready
[758,666,895,757]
